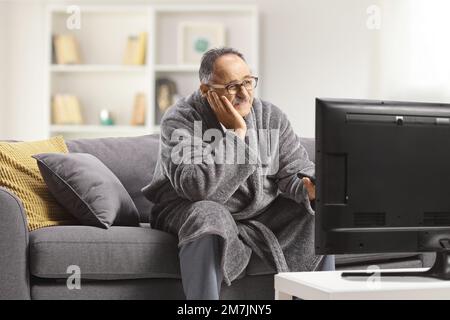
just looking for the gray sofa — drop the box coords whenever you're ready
[0,134,433,300]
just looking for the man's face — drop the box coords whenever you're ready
[201,54,254,117]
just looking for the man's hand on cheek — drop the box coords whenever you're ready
[206,91,247,139]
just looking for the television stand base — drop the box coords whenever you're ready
[341,250,450,280]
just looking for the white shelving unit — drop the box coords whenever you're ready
[154,64,199,72]
[45,4,259,139]
[50,65,148,73]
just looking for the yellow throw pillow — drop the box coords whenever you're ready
[0,136,77,231]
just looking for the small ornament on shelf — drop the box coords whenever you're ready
[99,109,114,126]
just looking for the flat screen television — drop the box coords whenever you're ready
[315,98,450,279]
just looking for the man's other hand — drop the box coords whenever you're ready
[302,177,315,201]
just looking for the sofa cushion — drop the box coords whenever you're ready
[32,153,140,229]
[29,224,278,280]
[66,134,160,223]
[30,225,180,280]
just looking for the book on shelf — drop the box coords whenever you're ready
[53,34,82,65]
[131,93,146,126]
[123,32,147,65]
[52,94,84,125]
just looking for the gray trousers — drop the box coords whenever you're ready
[179,234,223,300]
[179,234,335,300]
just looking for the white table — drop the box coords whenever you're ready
[274,268,450,300]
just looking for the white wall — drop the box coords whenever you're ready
[1,2,47,141]
[257,0,381,137]
[1,0,381,139]
[379,0,450,103]
[0,2,8,139]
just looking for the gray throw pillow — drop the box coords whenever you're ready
[32,153,140,229]
[66,134,159,223]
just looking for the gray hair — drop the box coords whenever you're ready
[199,47,246,84]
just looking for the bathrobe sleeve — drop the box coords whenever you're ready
[271,106,316,215]
[158,105,258,204]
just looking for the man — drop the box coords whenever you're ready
[142,47,334,300]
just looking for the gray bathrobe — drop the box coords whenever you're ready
[142,90,323,285]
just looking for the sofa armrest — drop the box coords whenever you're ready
[0,187,30,299]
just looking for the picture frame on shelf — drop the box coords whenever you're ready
[155,78,179,125]
[177,22,226,65]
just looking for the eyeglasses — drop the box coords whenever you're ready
[208,76,259,95]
